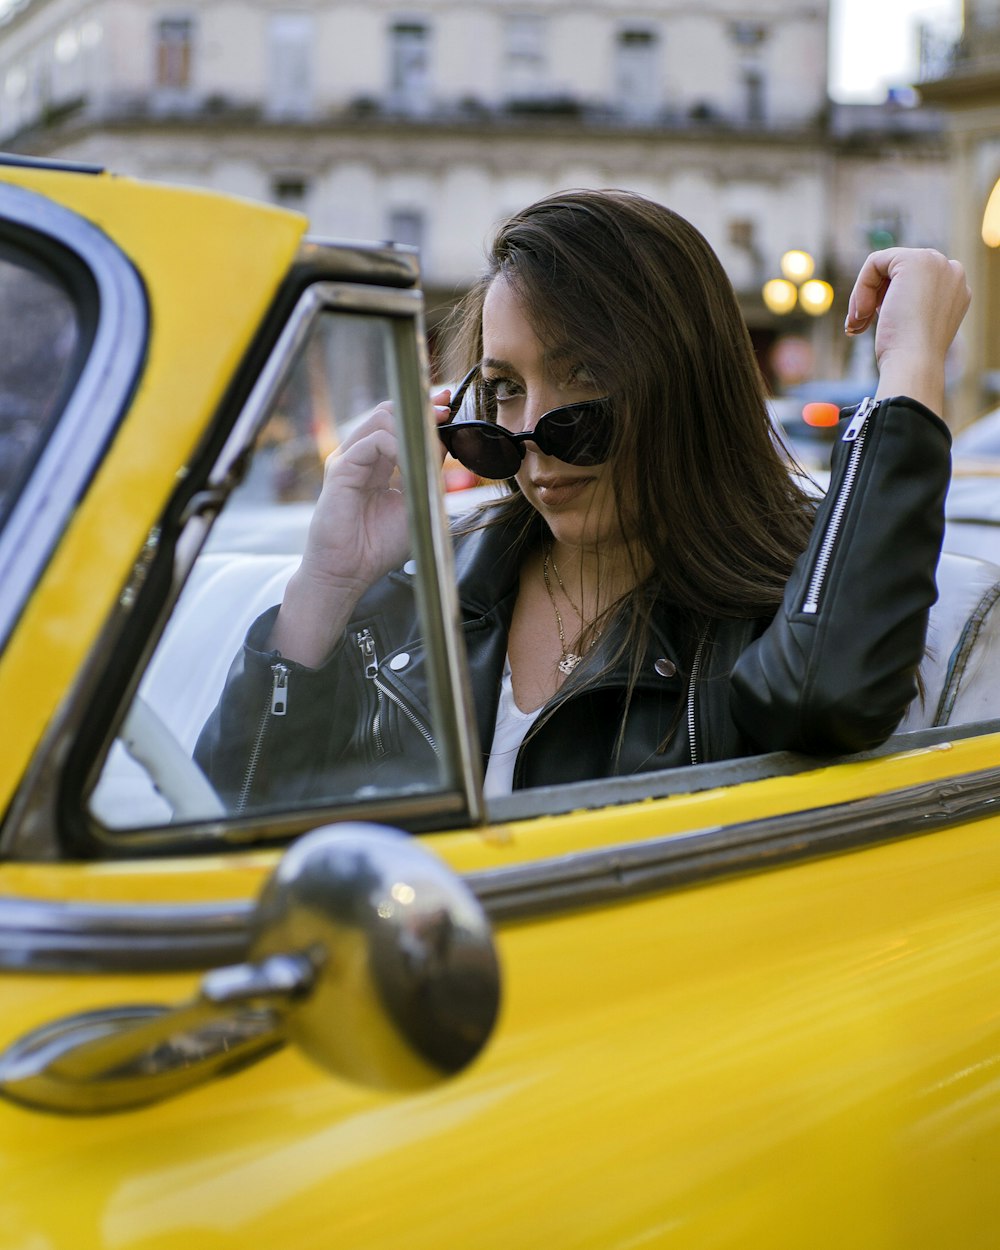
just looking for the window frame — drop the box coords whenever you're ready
[0,180,148,653]
[50,277,483,856]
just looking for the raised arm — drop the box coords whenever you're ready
[730,248,970,755]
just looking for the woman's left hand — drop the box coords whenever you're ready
[844,247,971,415]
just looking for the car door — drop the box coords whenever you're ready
[2,165,1000,1250]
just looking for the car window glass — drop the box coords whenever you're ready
[0,246,81,530]
[88,307,452,831]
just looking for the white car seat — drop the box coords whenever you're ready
[91,552,298,826]
[896,550,1000,732]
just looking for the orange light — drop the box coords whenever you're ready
[802,401,841,428]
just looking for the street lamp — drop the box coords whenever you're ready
[762,250,833,316]
[798,278,834,316]
[983,176,1000,247]
[779,249,815,283]
[761,277,798,315]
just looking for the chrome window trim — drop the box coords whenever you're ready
[0,181,149,649]
[3,764,999,973]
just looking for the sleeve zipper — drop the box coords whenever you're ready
[236,660,290,813]
[801,396,877,616]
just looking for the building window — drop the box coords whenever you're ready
[389,21,430,114]
[268,13,314,118]
[387,208,425,254]
[155,16,194,90]
[615,28,658,121]
[729,21,768,124]
[505,14,547,99]
[271,175,310,211]
[743,67,766,123]
[728,218,755,251]
[730,21,768,48]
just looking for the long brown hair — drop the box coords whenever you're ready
[450,188,814,628]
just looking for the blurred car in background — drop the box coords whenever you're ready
[944,406,1000,564]
[769,379,877,472]
[952,405,1000,462]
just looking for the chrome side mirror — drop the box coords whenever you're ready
[0,825,501,1114]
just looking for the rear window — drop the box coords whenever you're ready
[0,243,86,530]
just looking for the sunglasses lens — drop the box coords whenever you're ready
[439,423,523,480]
[537,400,613,466]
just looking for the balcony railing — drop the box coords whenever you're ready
[2,86,838,140]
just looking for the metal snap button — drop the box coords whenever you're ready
[389,651,411,671]
[402,559,417,576]
[654,657,677,678]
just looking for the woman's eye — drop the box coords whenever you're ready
[566,363,600,390]
[483,376,520,403]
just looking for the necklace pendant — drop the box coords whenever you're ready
[558,652,582,675]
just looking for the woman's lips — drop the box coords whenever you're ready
[531,475,595,506]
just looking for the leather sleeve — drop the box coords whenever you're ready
[194,606,359,808]
[729,396,952,754]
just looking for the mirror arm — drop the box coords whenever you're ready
[0,952,315,1114]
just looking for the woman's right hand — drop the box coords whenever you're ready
[301,401,410,596]
[268,391,451,667]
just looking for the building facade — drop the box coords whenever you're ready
[0,0,952,388]
[920,0,1000,426]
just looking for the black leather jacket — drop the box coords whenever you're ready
[196,397,951,806]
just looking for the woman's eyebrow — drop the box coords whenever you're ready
[481,356,519,374]
[543,345,584,369]
[481,350,576,372]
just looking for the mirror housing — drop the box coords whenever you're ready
[0,824,501,1113]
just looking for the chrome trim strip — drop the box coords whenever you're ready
[3,767,999,973]
[470,768,1000,922]
[0,181,149,649]
[0,897,251,972]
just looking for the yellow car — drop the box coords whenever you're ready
[2,155,1000,1249]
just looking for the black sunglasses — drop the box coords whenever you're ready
[437,365,614,481]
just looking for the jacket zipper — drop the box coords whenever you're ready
[356,629,438,756]
[801,396,877,616]
[687,633,707,766]
[356,629,385,756]
[236,661,289,813]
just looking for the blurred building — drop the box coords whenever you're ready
[0,0,952,390]
[921,0,1000,427]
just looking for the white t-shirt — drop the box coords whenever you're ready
[483,655,542,797]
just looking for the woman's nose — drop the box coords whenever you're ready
[513,393,552,435]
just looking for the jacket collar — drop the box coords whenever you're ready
[451,502,541,618]
[451,504,696,688]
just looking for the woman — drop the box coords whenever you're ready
[196,190,970,805]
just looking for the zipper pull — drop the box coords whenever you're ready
[356,628,379,678]
[842,395,877,443]
[270,662,289,716]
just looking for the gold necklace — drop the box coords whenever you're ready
[542,545,601,675]
[549,548,586,623]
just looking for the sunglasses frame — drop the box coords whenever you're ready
[438,365,614,480]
